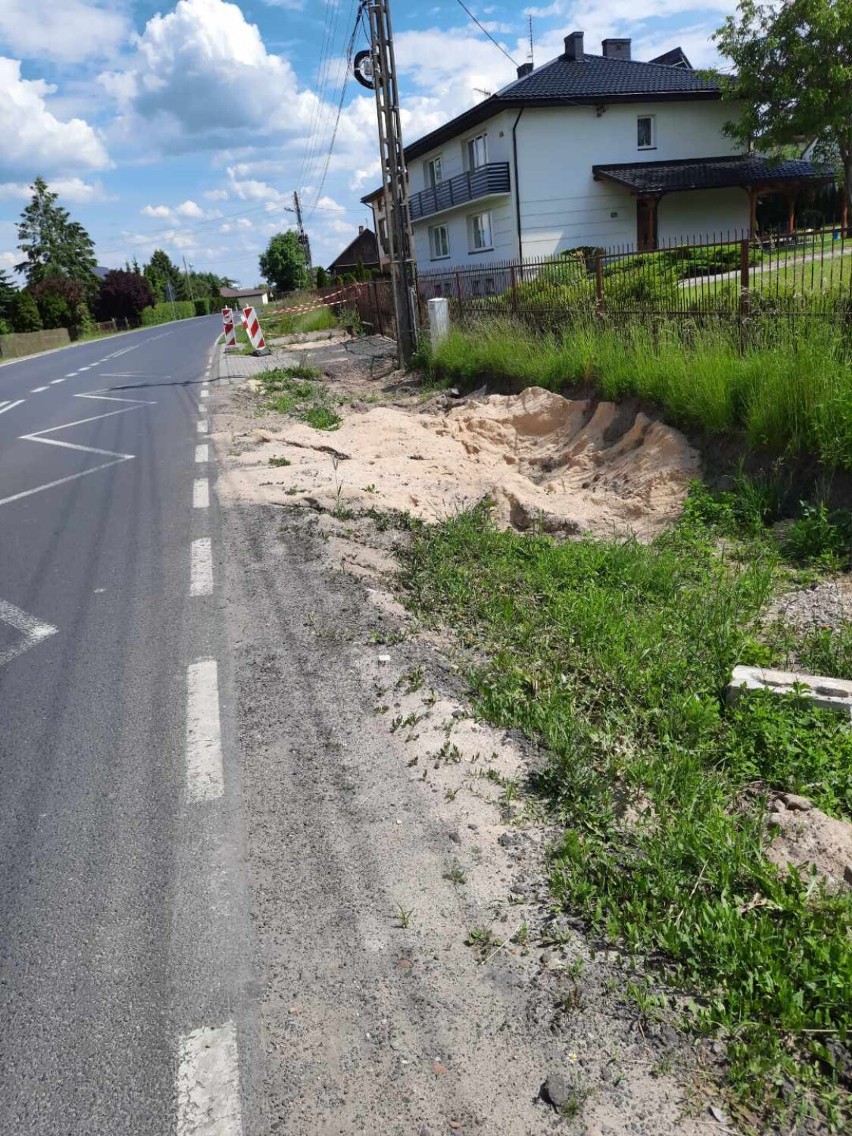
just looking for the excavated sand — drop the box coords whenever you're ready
[218,386,700,541]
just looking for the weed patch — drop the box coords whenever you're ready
[399,502,852,1126]
[257,367,340,431]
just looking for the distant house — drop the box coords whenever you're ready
[220,285,268,308]
[327,227,381,278]
[363,29,832,273]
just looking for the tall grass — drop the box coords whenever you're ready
[421,318,852,470]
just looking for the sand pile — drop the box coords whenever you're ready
[218,387,700,540]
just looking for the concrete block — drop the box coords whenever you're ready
[727,664,852,720]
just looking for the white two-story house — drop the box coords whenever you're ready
[363,31,830,274]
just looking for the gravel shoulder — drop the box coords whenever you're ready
[213,341,728,1135]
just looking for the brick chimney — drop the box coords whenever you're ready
[602,38,631,60]
[517,62,533,78]
[358,225,364,234]
[564,31,584,62]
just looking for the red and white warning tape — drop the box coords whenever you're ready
[269,283,363,316]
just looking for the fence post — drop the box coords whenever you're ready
[594,252,605,316]
[371,279,382,336]
[738,237,751,352]
[454,270,463,321]
[510,264,518,315]
[428,297,451,350]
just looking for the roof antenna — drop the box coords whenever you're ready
[528,15,534,66]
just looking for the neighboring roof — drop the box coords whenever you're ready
[649,47,693,70]
[327,228,380,273]
[93,266,115,280]
[220,286,267,298]
[403,47,719,162]
[592,155,835,195]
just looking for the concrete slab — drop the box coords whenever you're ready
[727,664,852,720]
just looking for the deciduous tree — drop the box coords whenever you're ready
[97,270,156,322]
[259,231,308,294]
[714,0,852,226]
[143,249,182,303]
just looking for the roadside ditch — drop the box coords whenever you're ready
[213,332,851,1135]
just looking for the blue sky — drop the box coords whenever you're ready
[0,0,734,285]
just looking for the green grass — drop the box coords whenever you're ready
[256,366,340,431]
[398,500,852,1128]
[258,301,339,338]
[419,318,852,471]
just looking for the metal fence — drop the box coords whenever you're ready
[414,228,852,330]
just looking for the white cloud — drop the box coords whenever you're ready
[176,200,205,218]
[0,58,110,182]
[0,0,129,64]
[99,0,318,153]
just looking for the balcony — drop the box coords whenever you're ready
[409,162,511,222]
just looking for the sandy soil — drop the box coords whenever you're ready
[766,792,852,892]
[218,385,700,543]
[216,333,700,542]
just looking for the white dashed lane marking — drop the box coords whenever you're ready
[185,658,224,802]
[176,1020,243,1135]
[195,444,208,463]
[197,420,207,434]
[0,400,25,416]
[190,538,213,597]
[193,479,209,509]
[30,386,49,393]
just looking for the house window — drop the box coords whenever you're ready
[425,156,443,189]
[429,224,450,260]
[466,133,488,170]
[378,218,389,253]
[637,115,656,149]
[469,211,493,252]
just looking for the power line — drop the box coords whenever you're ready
[95,199,363,261]
[307,3,365,215]
[452,0,518,67]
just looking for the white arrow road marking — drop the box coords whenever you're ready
[0,599,58,668]
[0,390,155,510]
[0,400,25,416]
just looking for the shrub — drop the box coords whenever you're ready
[140,301,196,325]
[98,270,156,322]
[193,298,210,317]
[11,290,42,332]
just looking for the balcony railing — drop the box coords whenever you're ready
[409,162,511,221]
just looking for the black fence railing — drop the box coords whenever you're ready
[415,228,852,330]
[409,163,511,221]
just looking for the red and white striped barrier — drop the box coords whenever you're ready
[241,307,269,354]
[222,307,237,348]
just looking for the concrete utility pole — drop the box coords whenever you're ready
[293,191,313,274]
[182,257,195,302]
[364,0,417,365]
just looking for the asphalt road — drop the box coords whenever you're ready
[0,322,261,1135]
